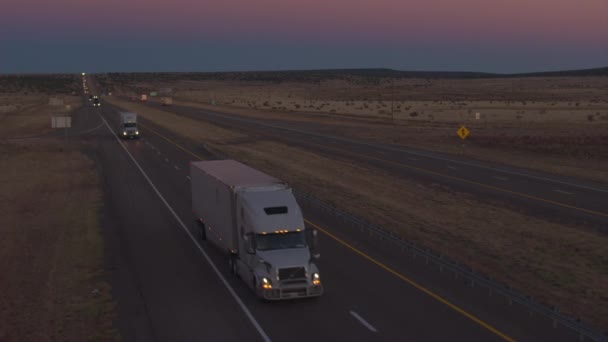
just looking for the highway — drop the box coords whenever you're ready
[142,101,608,230]
[61,86,594,341]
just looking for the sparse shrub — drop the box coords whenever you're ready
[330,109,336,113]
[263,101,269,106]
[587,114,594,122]
[295,104,301,109]
[410,112,418,117]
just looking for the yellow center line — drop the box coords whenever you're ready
[296,138,608,218]
[140,119,515,342]
[305,219,516,342]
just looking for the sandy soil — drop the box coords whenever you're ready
[0,96,117,341]
[105,96,608,329]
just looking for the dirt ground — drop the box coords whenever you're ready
[0,94,117,341]
[102,75,608,183]
[105,96,608,330]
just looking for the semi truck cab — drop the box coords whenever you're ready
[235,187,323,300]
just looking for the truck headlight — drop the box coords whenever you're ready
[261,277,273,289]
[135,131,139,135]
[312,272,321,286]
[122,131,126,136]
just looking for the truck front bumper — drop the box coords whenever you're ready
[261,284,323,300]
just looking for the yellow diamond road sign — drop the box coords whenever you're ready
[457,126,470,140]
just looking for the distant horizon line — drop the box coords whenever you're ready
[1,65,607,77]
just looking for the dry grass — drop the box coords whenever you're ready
[0,98,117,341]
[103,97,244,143]
[108,76,608,183]
[104,97,608,329]
[0,95,81,139]
[154,97,608,183]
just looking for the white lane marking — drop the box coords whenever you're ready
[200,110,608,193]
[186,175,191,181]
[157,151,161,155]
[408,157,418,161]
[164,158,169,163]
[73,122,105,136]
[447,165,457,170]
[553,189,574,195]
[98,114,271,342]
[349,311,378,333]
[493,176,509,181]
[174,165,180,170]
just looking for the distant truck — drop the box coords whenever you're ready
[140,94,148,102]
[160,97,173,106]
[190,160,323,300]
[118,112,139,138]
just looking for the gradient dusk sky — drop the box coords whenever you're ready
[1,0,607,73]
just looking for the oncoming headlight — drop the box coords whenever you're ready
[261,277,272,289]
[312,272,321,286]
[122,131,127,136]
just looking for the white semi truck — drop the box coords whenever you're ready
[190,160,323,300]
[118,112,139,139]
[160,97,173,106]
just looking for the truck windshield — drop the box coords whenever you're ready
[257,231,307,251]
[123,123,137,128]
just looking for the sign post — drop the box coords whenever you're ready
[52,116,72,143]
[456,125,470,154]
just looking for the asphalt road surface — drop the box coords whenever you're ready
[142,101,608,230]
[60,90,595,342]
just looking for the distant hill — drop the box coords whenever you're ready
[102,66,608,84]
[510,66,608,77]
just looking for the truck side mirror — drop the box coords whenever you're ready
[246,233,256,254]
[309,229,320,259]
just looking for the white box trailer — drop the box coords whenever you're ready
[190,160,323,300]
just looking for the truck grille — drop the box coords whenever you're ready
[278,267,306,281]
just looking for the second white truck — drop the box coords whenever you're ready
[118,112,139,138]
[191,160,323,300]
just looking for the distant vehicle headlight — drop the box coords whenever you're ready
[122,131,127,136]
[135,131,139,135]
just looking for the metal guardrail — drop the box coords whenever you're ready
[293,189,607,342]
